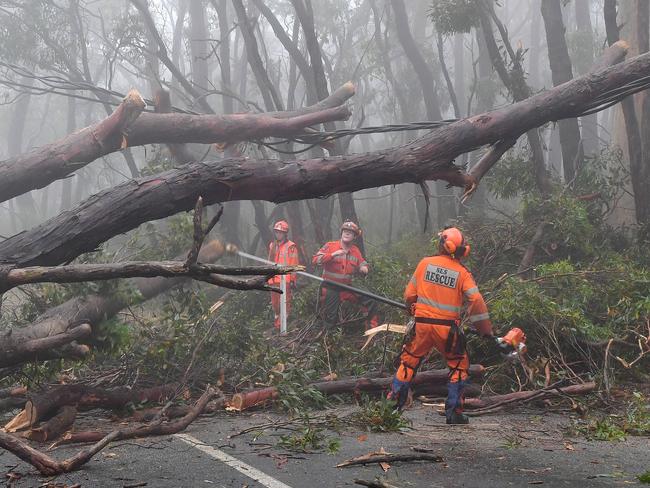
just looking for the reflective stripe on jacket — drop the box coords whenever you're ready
[312,240,367,284]
[404,254,493,336]
[268,240,299,285]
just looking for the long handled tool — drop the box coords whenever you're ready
[237,250,408,310]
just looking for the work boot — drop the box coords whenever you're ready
[446,411,469,425]
[388,378,411,411]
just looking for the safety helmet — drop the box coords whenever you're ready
[438,227,470,258]
[340,220,361,237]
[273,220,289,233]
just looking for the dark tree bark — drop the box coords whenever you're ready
[541,0,582,182]
[1,50,648,268]
[0,89,353,203]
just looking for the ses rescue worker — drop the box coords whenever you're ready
[268,220,300,330]
[388,227,494,424]
[312,221,380,330]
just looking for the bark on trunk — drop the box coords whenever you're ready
[0,91,352,203]
[1,51,649,268]
[230,365,485,410]
[574,0,599,155]
[4,384,179,432]
[541,0,582,182]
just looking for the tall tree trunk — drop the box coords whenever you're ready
[291,0,362,249]
[188,0,210,100]
[541,0,582,182]
[574,0,599,155]
[390,0,455,228]
[636,0,650,228]
[478,2,551,195]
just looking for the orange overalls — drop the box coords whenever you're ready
[392,254,492,414]
[268,239,299,329]
[312,241,379,329]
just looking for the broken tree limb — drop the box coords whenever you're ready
[463,381,596,415]
[0,386,27,398]
[2,49,650,268]
[337,451,444,468]
[0,87,353,204]
[24,406,77,443]
[0,387,216,476]
[0,240,238,369]
[4,383,179,432]
[229,366,485,411]
[52,397,227,447]
[1,259,302,291]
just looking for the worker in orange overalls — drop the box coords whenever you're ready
[388,227,493,424]
[268,220,299,329]
[312,221,380,330]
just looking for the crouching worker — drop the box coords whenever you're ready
[388,227,493,424]
[312,221,380,330]
[268,220,299,329]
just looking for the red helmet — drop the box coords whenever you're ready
[340,220,361,237]
[439,227,470,258]
[273,220,289,233]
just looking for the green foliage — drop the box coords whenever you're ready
[484,151,537,200]
[278,418,340,454]
[275,365,328,416]
[575,392,649,441]
[429,0,483,35]
[638,471,650,484]
[354,396,411,432]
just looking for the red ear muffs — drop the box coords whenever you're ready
[442,237,457,255]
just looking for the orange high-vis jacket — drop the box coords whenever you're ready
[268,239,299,285]
[404,254,493,336]
[312,241,367,284]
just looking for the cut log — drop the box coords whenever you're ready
[0,387,216,476]
[24,406,77,443]
[4,384,179,432]
[230,365,485,411]
[0,85,354,204]
[2,50,650,268]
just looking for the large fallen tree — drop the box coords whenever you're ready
[0,44,646,268]
[0,199,300,369]
[0,83,355,203]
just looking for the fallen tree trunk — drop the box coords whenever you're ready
[230,365,485,411]
[0,85,354,204]
[4,383,179,432]
[0,386,27,398]
[0,387,216,476]
[2,49,649,268]
[0,240,231,369]
[23,406,76,443]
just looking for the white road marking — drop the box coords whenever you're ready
[175,433,294,488]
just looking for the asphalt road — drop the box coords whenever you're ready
[2,404,648,487]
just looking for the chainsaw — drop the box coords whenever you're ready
[496,327,527,360]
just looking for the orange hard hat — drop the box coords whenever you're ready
[341,220,361,236]
[439,227,470,258]
[273,220,289,233]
